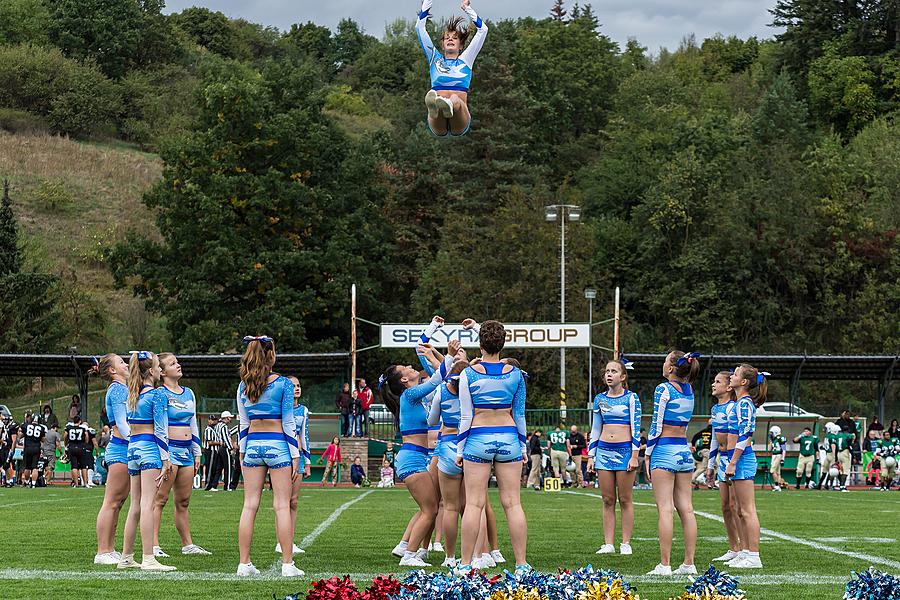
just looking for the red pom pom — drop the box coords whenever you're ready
[306,576,360,600]
[361,575,402,600]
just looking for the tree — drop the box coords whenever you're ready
[0,0,49,45]
[550,0,567,21]
[0,181,22,276]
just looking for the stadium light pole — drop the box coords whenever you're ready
[584,288,597,409]
[545,204,581,424]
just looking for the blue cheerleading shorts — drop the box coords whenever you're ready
[594,440,633,472]
[436,433,463,477]
[716,450,733,482]
[731,448,757,481]
[242,432,293,469]
[127,434,163,475]
[396,442,431,482]
[169,438,195,468]
[105,436,129,466]
[461,426,523,464]
[649,437,694,473]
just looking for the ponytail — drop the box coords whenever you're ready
[671,350,701,384]
[127,352,158,412]
[738,363,768,407]
[446,360,469,395]
[239,338,276,404]
[379,366,404,417]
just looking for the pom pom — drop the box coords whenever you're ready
[361,575,402,600]
[306,576,361,600]
[843,567,900,600]
[669,565,745,600]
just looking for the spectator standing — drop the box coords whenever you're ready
[39,405,59,431]
[868,416,884,434]
[527,429,543,490]
[349,391,363,437]
[358,379,373,437]
[319,436,342,486]
[569,425,586,488]
[547,426,569,481]
[836,410,855,434]
[888,419,899,439]
[384,441,395,470]
[1,415,20,486]
[41,423,62,484]
[68,395,81,421]
[335,384,352,437]
[217,411,235,491]
[350,455,366,487]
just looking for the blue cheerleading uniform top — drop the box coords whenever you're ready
[416,0,488,93]
[707,399,737,468]
[294,403,310,467]
[399,360,449,437]
[236,376,298,460]
[646,380,694,456]
[734,395,756,453]
[160,385,201,458]
[588,390,642,457]
[126,386,170,461]
[456,362,527,458]
[105,381,130,441]
[426,381,461,430]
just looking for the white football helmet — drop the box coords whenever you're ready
[885,456,897,469]
[769,425,781,438]
[828,467,840,479]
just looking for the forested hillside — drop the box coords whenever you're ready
[0,0,897,409]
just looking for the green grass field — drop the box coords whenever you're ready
[0,485,897,599]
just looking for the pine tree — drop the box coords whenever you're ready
[0,179,22,276]
[550,0,567,21]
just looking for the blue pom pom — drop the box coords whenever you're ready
[685,564,744,597]
[844,567,900,600]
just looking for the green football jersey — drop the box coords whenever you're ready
[771,435,787,453]
[548,430,569,451]
[798,434,817,456]
[835,432,853,452]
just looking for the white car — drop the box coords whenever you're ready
[368,403,393,424]
[756,402,822,419]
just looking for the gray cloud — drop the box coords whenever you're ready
[164,0,782,52]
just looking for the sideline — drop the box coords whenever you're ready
[300,490,374,549]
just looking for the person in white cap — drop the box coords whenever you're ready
[219,411,236,490]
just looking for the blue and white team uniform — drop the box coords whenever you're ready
[104,381,130,466]
[456,363,527,464]
[395,360,451,481]
[236,376,298,470]
[416,0,487,136]
[427,381,462,477]
[588,390,641,471]
[646,381,695,473]
[294,403,310,470]
[731,396,757,480]
[160,386,201,468]
[126,386,170,476]
[708,399,737,482]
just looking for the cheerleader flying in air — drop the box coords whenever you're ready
[417,0,488,137]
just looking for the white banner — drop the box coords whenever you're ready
[380,323,591,348]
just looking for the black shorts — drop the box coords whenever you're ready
[23,447,40,470]
[69,447,87,470]
[0,447,8,468]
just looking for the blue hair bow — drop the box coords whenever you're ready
[757,371,771,384]
[129,350,151,360]
[620,355,635,370]
[242,335,273,345]
[676,352,701,366]
[447,374,460,382]
[377,374,386,390]
[521,370,531,380]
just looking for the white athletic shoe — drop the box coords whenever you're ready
[596,544,615,554]
[425,90,440,119]
[471,555,487,570]
[415,547,429,561]
[646,563,673,576]
[392,541,409,557]
[731,555,763,569]
[432,542,444,553]
[773,485,781,492]
[399,551,431,567]
[117,554,142,569]
[281,562,305,577]
[236,562,260,576]
[207,487,219,492]
[490,550,506,563]
[452,563,473,576]
[140,556,177,571]
[181,544,211,555]
[674,564,698,575]
[482,552,496,568]
[153,546,169,558]
[442,556,459,568]
[713,550,740,562]
[94,552,120,565]
[726,551,749,566]
[436,96,454,119]
[619,543,633,555]
[275,543,305,555]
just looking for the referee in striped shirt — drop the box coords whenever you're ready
[204,412,233,491]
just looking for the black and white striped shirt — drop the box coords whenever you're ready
[215,421,232,451]
[203,423,218,450]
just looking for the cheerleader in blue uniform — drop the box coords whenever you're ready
[706,371,742,564]
[94,353,132,565]
[587,359,641,556]
[645,351,700,576]
[724,364,767,569]
[152,353,210,558]
[280,375,310,557]
[119,351,176,572]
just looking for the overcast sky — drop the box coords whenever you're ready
[164,0,782,53]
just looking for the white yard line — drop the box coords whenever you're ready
[564,490,900,570]
[0,568,848,586]
[299,490,374,549]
